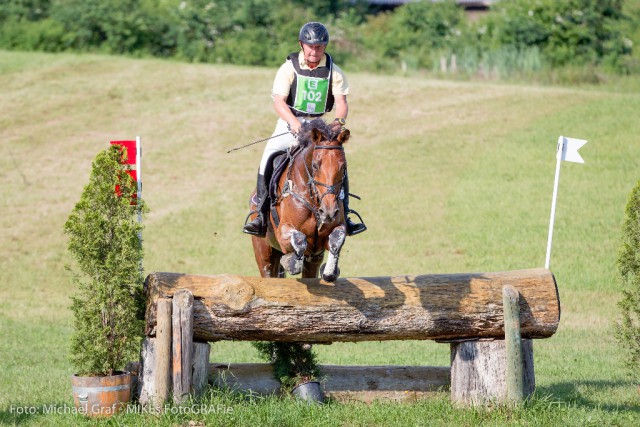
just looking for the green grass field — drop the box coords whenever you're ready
[1,50,639,426]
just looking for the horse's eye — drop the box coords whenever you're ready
[312,161,319,171]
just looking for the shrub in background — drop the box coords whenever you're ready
[0,0,53,23]
[0,17,66,51]
[482,0,631,72]
[616,180,640,382]
[34,0,178,56]
[172,0,313,65]
[364,0,467,71]
[0,0,637,77]
[621,0,640,73]
[64,146,146,376]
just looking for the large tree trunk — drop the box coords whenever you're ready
[144,268,560,343]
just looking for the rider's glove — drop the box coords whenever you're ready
[333,117,347,132]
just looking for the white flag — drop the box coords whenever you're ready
[546,134,587,269]
[557,136,587,163]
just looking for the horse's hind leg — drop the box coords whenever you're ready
[252,236,283,278]
[321,225,346,282]
[302,251,324,278]
[271,251,285,277]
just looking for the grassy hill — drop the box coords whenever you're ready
[1,50,639,425]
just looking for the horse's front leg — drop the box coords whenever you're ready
[321,225,346,282]
[277,225,307,275]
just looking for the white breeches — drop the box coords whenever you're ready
[259,118,312,174]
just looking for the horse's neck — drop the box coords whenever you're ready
[290,143,314,177]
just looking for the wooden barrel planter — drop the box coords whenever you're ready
[71,371,131,417]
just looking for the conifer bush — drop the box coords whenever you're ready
[64,145,146,376]
[253,342,323,393]
[616,180,640,381]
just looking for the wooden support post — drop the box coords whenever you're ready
[503,285,524,403]
[450,285,535,406]
[450,339,534,406]
[155,298,172,407]
[192,342,211,397]
[172,289,194,404]
[451,339,535,405]
[138,337,156,407]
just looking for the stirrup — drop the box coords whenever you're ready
[243,209,258,224]
[243,210,266,236]
[346,209,367,236]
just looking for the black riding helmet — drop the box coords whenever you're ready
[299,22,329,46]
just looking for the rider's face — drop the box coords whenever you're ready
[300,42,326,68]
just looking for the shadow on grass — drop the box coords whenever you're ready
[537,380,639,413]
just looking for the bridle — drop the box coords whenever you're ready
[307,144,345,206]
[282,142,345,226]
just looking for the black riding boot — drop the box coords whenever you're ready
[243,174,269,237]
[343,172,367,236]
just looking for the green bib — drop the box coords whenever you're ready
[293,75,330,115]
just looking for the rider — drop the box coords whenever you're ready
[242,21,366,238]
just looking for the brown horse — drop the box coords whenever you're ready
[250,119,349,281]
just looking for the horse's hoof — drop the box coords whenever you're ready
[281,253,303,276]
[320,263,340,282]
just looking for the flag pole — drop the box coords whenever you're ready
[135,136,143,276]
[545,137,564,269]
[136,136,142,224]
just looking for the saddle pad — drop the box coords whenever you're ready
[268,144,304,203]
[267,144,304,228]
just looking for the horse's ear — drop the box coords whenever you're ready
[338,129,350,144]
[311,128,324,144]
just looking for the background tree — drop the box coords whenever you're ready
[0,0,637,77]
[482,0,631,71]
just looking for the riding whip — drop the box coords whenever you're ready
[226,132,291,153]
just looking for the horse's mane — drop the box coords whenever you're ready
[297,118,340,148]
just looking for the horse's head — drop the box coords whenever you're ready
[308,124,350,226]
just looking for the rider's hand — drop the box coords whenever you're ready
[331,121,346,133]
[332,117,347,133]
[288,120,302,135]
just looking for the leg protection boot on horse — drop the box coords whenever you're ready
[243,174,270,237]
[343,172,367,236]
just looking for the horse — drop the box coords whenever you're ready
[249,119,350,281]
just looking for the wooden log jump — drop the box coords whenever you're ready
[144,268,559,343]
[139,268,560,406]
